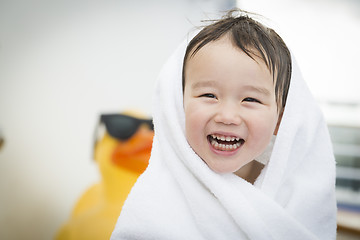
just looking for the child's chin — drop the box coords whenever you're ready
[208,165,238,174]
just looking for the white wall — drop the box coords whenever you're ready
[0,0,234,239]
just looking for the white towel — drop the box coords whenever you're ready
[111,39,337,239]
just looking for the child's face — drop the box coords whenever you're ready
[183,36,280,174]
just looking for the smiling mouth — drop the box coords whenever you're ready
[208,134,245,152]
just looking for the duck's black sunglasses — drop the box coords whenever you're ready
[99,114,153,141]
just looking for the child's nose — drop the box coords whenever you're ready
[214,103,242,125]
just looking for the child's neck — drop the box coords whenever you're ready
[235,161,264,184]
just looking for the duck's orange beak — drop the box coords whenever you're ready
[111,125,154,174]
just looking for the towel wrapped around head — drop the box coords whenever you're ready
[111,36,337,240]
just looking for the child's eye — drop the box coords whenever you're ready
[243,97,261,103]
[200,93,217,99]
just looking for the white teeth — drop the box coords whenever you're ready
[211,134,240,142]
[210,137,242,151]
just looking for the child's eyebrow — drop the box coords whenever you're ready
[243,85,271,96]
[191,81,271,96]
[191,80,218,89]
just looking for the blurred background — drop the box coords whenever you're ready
[0,0,359,239]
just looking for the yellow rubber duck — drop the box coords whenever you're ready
[55,112,153,240]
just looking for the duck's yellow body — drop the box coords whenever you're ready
[56,115,153,240]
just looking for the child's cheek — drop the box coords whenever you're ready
[247,111,277,151]
[184,104,202,131]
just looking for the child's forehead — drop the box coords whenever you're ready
[185,46,275,94]
[190,35,270,70]
[187,37,274,80]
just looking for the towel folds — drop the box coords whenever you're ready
[111,39,337,240]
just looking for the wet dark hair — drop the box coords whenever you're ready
[182,9,292,112]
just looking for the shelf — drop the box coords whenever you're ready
[337,166,360,181]
[334,143,360,158]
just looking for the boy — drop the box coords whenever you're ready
[182,11,290,183]
[112,10,336,239]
